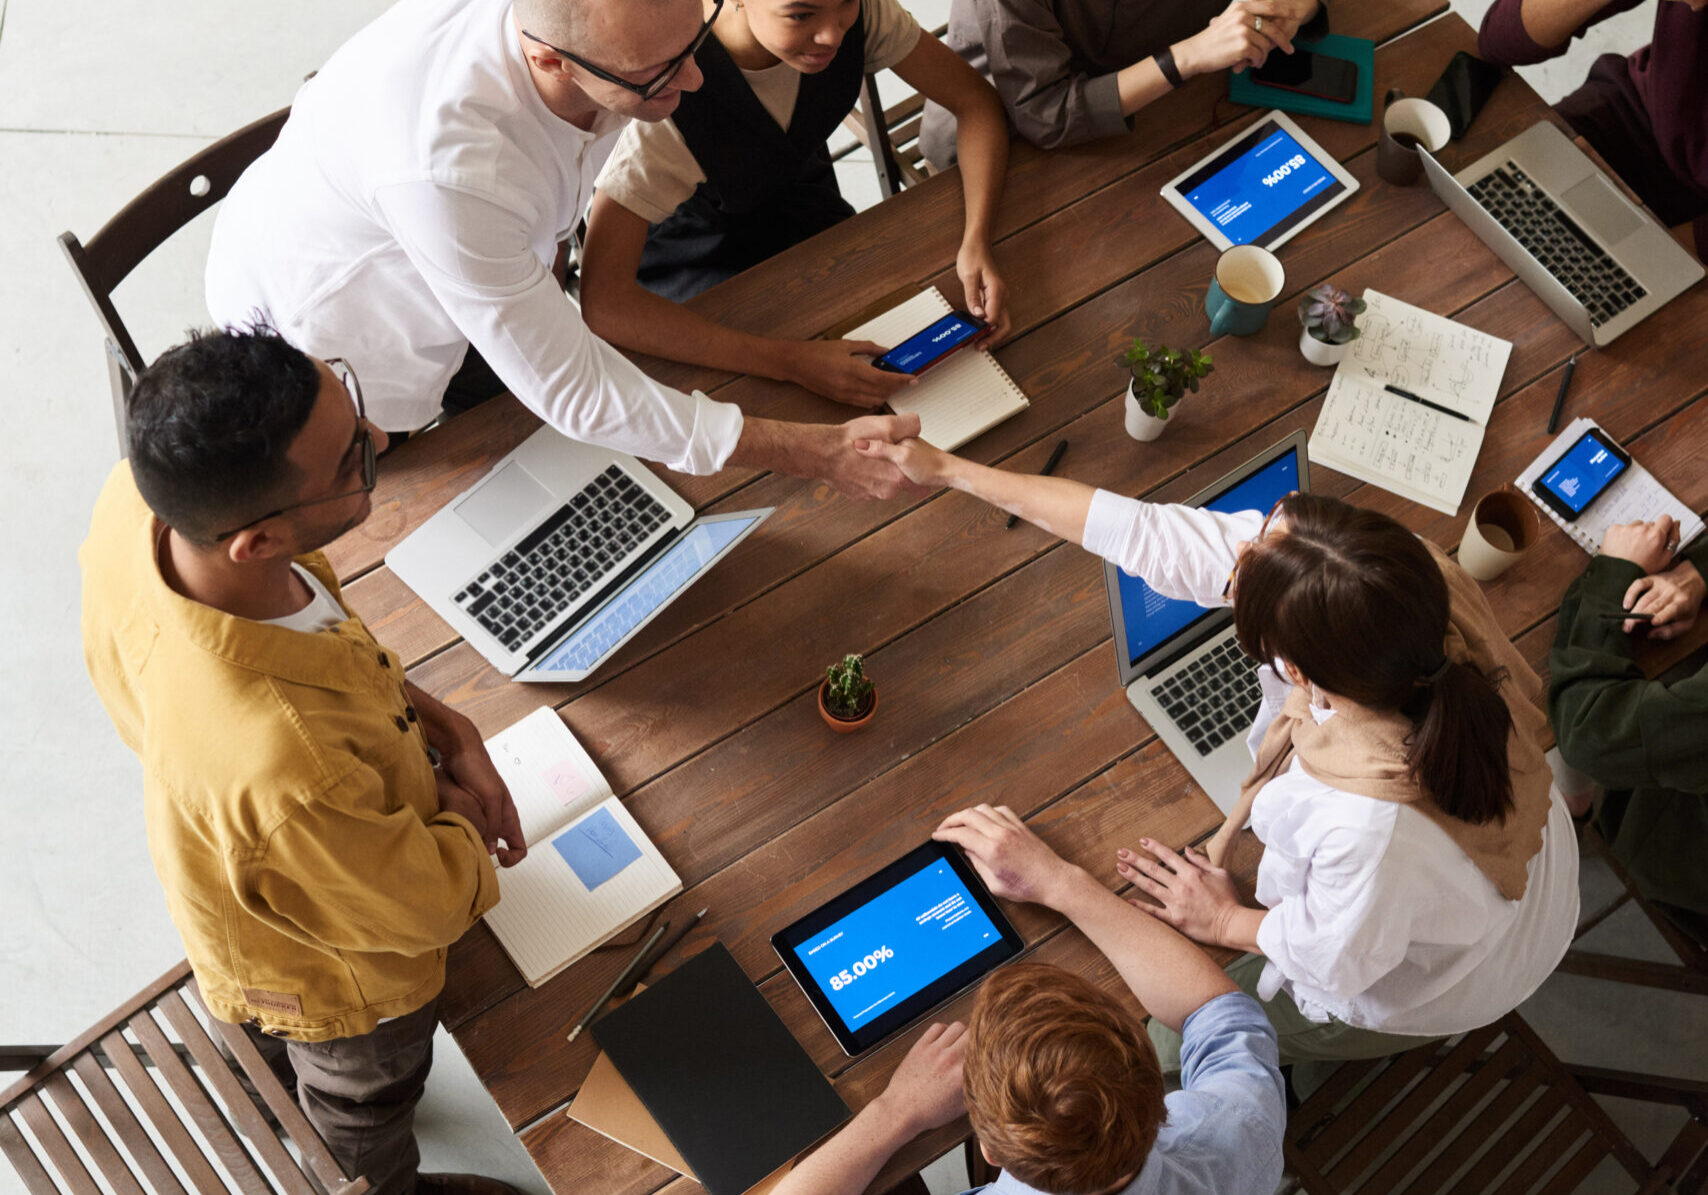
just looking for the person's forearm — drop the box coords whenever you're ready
[1046,867,1238,1033]
[1115,55,1176,118]
[937,453,1095,544]
[951,91,1008,251]
[1214,906,1266,955]
[770,1091,924,1195]
[583,274,803,384]
[1518,0,1615,47]
[405,681,475,756]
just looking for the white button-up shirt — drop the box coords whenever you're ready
[1084,489,1579,1036]
[205,0,744,474]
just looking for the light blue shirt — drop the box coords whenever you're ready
[974,992,1285,1195]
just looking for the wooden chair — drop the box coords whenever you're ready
[1,961,368,1195]
[1282,1013,1708,1194]
[58,106,289,455]
[834,25,948,198]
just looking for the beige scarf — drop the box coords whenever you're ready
[1237,541,1553,901]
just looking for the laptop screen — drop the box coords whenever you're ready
[530,514,763,677]
[1115,446,1302,669]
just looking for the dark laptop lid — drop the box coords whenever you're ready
[1105,431,1310,685]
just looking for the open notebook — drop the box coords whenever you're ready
[847,287,1030,450]
[1309,291,1512,516]
[1516,417,1705,554]
[481,708,681,987]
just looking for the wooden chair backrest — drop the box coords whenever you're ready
[1284,1013,1707,1194]
[0,961,368,1195]
[57,106,288,453]
[835,25,947,198]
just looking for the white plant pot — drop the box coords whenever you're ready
[1124,385,1170,441]
[1299,328,1350,366]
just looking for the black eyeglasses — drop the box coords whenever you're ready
[523,0,723,100]
[213,358,378,542]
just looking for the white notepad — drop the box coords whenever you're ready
[847,288,1030,450]
[480,708,681,987]
[1309,291,1513,516]
[1515,417,1705,555]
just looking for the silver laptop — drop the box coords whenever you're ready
[1421,122,1703,347]
[388,429,770,682]
[1103,432,1308,814]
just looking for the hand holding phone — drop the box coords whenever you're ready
[873,312,990,375]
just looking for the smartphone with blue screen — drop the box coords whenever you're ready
[873,311,989,375]
[1531,427,1632,520]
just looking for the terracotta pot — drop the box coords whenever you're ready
[818,679,877,733]
[1299,327,1350,366]
[1124,385,1170,442]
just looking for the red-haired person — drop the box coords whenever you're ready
[768,805,1288,1195]
[854,436,1580,1080]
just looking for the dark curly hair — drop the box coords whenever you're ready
[125,326,321,545]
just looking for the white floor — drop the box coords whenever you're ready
[0,2,1694,1195]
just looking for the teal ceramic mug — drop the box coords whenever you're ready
[1205,245,1286,336]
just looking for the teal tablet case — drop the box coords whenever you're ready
[1227,36,1375,125]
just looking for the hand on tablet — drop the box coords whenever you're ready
[933,804,1076,907]
[874,1022,969,1135]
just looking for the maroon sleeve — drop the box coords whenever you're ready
[1477,0,1646,66]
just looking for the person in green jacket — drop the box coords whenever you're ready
[1549,514,1708,938]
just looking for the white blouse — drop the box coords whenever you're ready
[1084,490,1580,1036]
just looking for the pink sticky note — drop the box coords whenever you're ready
[541,761,592,808]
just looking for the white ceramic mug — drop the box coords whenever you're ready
[1459,486,1541,580]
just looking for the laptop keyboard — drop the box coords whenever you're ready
[1154,637,1263,758]
[1465,164,1646,328]
[452,465,670,653]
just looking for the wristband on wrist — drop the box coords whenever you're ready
[1154,47,1185,89]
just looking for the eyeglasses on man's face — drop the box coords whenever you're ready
[212,358,378,543]
[522,0,723,100]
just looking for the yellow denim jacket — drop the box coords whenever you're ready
[80,464,498,1040]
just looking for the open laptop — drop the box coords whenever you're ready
[387,429,770,683]
[1104,432,1308,814]
[1421,122,1703,347]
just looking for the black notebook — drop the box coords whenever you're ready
[590,942,850,1195]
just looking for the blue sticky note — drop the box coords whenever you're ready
[553,807,643,890]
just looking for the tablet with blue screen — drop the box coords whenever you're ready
[1160,111,1359,250]
[772,841,1023,1055]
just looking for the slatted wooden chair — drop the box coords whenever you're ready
[834,24,948,198]
[1,961,368,1195]
[1282,1013,1708,1194]
[58,105,289,455]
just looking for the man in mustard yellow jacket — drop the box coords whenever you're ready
[81,327,527,1195]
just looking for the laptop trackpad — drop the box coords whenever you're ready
[1562,175,1644,246]
[455,462,552,547]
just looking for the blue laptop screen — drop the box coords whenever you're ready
[1179,120,1345,246]
[1117,449,1301,668]
[532,516,759,675]
[795,856,1002,1033]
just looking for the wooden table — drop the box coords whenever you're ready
[323,8,1708,1193]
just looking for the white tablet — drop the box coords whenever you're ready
[1160,111,1359,251]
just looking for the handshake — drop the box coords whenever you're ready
[783,412,958,501]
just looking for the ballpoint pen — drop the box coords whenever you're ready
[1384,384,1471,423]
[1547,354,1577,435]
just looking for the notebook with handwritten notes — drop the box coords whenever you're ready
[480,707,680,987]
[1308,291,1513,516]
[846,287,1030,450]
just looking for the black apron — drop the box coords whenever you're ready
[637,9,868,300]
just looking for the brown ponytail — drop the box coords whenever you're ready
[1232,494,1516,824]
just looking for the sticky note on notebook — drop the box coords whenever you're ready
[554,806,644,890]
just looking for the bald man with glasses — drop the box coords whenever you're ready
[207,0,920,500]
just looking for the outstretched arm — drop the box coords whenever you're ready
[856,436,1096,544]
[935,805,1237,1032]
[580,191,914,409]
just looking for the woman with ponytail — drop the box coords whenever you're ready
[855,436,1580,1071]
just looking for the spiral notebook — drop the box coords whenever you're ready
[480,708,681,986]
[1309,291,1512,516]
[1515,417,1704,555]
[846,287,1030,450]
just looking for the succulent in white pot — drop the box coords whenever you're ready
[1120,339,1214,441]
[1297,283,1366,366]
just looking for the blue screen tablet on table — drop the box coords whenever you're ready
[773,841,1023,1055]
[1160,111,1359,250]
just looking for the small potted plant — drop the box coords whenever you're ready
[818,653,876,733]
[1120,339,1214,442]
[1297,283,1366,366]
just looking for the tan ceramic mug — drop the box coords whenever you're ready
[1459,485,1541,580]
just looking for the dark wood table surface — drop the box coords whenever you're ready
[321,7,1708,1192]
